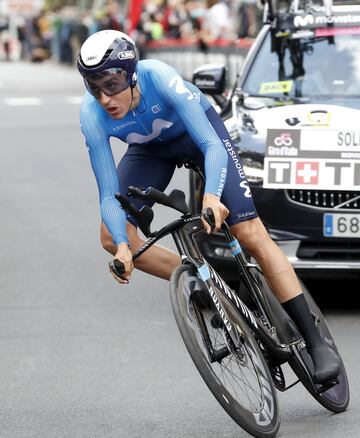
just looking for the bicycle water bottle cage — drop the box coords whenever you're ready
[128,186,190,215]
[114,193,154,238]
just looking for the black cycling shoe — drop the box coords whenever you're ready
[308,344,341,384]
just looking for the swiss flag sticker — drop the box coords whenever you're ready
[296,162,319,184]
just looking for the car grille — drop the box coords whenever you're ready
[297,241,360,260]
[287,190,360,210]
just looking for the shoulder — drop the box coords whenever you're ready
[80,92,99,117]
[79,92,107,135]
[80,92,106,123]
[138,59,180,85]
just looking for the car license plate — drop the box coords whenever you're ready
[324,213,360,237]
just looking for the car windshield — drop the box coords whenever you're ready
[242,28,360,103]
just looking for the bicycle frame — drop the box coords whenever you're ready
[131,211,293,365]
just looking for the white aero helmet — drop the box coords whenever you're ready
[77,30,139,89]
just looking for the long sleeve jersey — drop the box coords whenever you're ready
[79,59,228,245]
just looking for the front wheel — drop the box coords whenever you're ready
[170,264,280,438]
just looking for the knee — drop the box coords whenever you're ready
[231,218,272,257]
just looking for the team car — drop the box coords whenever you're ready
[190,0,360,281]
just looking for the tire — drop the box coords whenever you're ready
[249,269,349,413]
[170,264,280,438]
[288,279,350,413]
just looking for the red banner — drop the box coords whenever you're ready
[128,0,143,32]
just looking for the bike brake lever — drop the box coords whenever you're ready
[202,207,216,232]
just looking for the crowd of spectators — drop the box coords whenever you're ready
[135,0,262,43]
[0,0,263,63]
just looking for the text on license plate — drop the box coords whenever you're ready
[324,213,360,237]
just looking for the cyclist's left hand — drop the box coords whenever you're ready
[202,193,229,233]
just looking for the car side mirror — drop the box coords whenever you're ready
[192,64,227,95]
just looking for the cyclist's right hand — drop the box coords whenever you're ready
[110,243,134,285]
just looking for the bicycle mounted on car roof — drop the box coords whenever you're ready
[110,161,349,438]
[262,0,343,21]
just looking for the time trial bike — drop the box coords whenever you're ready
[110,182,349,438]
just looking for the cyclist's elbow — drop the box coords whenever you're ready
[100,223,116,255]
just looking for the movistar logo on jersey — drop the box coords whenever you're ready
[126,118,173,144]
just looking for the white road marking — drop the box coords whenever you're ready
[66,96,83,105]
[3,96,83,106]
[5,97,41,106]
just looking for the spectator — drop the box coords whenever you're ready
[237,0,259,38]
[202,0,235,42]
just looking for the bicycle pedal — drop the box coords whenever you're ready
[317,378,339,393]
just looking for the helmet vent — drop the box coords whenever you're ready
[101,49,113,63]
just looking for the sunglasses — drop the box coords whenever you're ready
[84,68,129,99]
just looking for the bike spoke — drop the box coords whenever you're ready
[199,315,264,411]
[218,353,263,410]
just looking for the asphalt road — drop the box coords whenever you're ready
[1,60,359,438]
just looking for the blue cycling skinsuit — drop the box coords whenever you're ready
[80,59,258,245]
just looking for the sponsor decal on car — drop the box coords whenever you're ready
[283,110,331,127]
[290,29,315,39]
[264,128,360,189]
[315,26,360,37]
[293,12,360,29]
[266,129,301,156]
[306,110,331,126]
[259,80,293,94]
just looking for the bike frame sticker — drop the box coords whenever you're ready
[197,264,210,281]
[229,239,242,255]
[200,260,258,330]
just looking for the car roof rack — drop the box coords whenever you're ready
[262,0,334,22]
[262,0,360,28]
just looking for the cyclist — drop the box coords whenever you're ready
[77,30,340,384]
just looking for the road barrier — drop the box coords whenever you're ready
[145,39,252,83]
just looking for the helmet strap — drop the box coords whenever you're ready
[127,86,135,114]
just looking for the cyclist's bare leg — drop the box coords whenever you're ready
[230,217,302,303]
[230,217,341,382]
[101,222,181,280]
